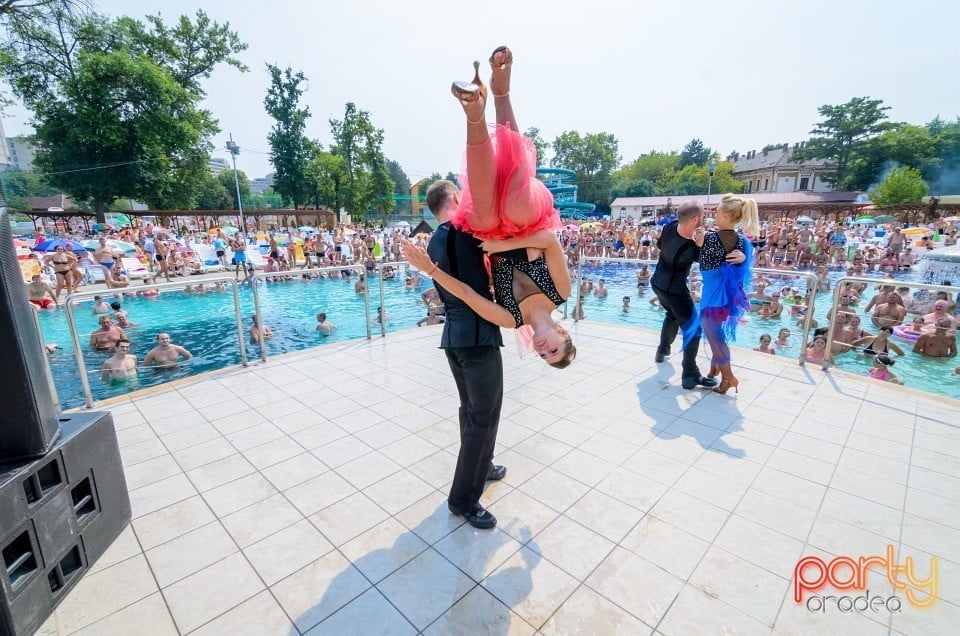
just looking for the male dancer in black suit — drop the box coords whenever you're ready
[424,180,506,529]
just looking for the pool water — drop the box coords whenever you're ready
[36,264,959,409]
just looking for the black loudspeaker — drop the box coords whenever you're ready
[0,411,131,636]
[0,206,61,463]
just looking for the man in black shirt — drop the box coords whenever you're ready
[651,201,744,389]
[425,180,505,529]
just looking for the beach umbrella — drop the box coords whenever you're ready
[35,239,87,252]
[220,226,240,235]
[795,215,814,223]
[114,214,131,226]
[298,225,317,233]
[873,214,895,223]
[854,216,875,224]
[82,239,137,254]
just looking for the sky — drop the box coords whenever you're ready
[3,0,958,184]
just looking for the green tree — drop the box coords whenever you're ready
[329,102,393,222]
[0,7,245,220]
[386,159,410,195]
[194,173,232,209]
[217,169,250,202]
[678,138,712,169]
[612,151,680,194]
[929,116,960,194]
[551,131,620,210]
[869,166,928,206]
[304,150,345,210]
[610,178,655,199]
[844,124,940,190]
[264,64,313,209]
[791,96,897,189]
[0,166,58,208]
[525,127,549,166]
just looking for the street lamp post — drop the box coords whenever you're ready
[226,134,244,235]
[707,158,717,211]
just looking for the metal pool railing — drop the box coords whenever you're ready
[249,265,371,363]
[572,255,820,367]
[823,276,957,372]
[63,276,248,409]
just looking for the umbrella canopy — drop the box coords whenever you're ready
[114,214,131,226]
[656,215,677,226]
[873,214,895,223]
[795,215,814,223]
[854,216,875,224]
[35,239,87,252]
[298,225,317,233]
[219,226,240,235]
[82,239,137,254]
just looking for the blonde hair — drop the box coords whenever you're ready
[718,194,760,235]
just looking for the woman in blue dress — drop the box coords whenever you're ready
[699,194,759,394]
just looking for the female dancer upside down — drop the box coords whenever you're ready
[404,46,575,368]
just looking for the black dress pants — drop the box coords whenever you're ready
[445,346,503,511]
[652,285,704,380]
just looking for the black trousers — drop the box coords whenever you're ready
[652,284,704,380]
[445,346,503,511]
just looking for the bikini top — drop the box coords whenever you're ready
[490,249,564,328]
[862,338,887,356]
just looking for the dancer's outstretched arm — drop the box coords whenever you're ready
[401,241,515,328]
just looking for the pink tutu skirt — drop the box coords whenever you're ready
[450,124,558,241]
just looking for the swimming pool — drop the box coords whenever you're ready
[37,263,959,409]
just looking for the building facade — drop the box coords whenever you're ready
[250,173,275,195]
[730,143,835,194]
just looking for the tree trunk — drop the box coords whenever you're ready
[94,201,107,225]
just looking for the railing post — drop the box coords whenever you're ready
[63,297,95,409]
[250,276,266,363]
[231,280,248,367]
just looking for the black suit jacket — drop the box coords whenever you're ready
[427,222,503,349]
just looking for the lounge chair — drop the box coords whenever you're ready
[193,244,225,272]
[120,257,151,280]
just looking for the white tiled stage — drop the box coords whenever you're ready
[37,323,959,635]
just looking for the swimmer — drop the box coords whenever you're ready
[91,295,111,314]
[250,314,273,344]
[89,315,127,351]
[775,328,791,349]
[913,318,957,358]
[142,332,193,368]
[805,335,828,364]
[213,281,226,292]
[316,312,337,335]
[572,297,585,321]
[100,339,138,384]
[110,301,132,328]
[595,278,608,299]
[622,296,631,312]
[868,354,902,384]
[376,306,388,325]
[754,334,776,355]
[417,306,446,327]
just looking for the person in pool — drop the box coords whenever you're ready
[852,325,905,357]
[100,339,138,384]
[868,354,902,384]
[805,334,829,364]
[142,332,193,368]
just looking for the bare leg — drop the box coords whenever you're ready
[490,47,543,230]
[453,63,499,235]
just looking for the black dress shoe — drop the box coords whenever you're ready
[682,376,719,389]
[447,502,497,529]
[487,465,507,481]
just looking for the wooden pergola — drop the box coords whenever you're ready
[11,209,96,232]
[125,209,338,232]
